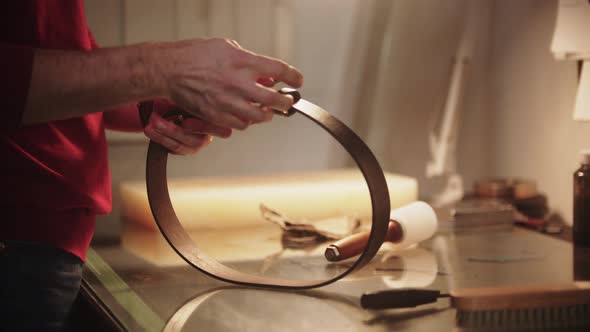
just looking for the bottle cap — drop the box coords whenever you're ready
[580,150,590,165]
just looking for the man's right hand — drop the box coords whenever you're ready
[158,38,304,130]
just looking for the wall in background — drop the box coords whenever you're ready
[490,0,586,224]
[338,0,493,200]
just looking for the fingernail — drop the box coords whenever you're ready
[284,95,294,109]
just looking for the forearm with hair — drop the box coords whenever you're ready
[22,44,169,125]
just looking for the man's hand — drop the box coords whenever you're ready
[158,38,303,130]
[144,111,231,155]
[103,99,232,156]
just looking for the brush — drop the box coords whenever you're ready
[361,284,590,330]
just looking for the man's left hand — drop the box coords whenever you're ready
[144,111,232,155]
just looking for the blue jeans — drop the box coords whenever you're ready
[0,240,83,331]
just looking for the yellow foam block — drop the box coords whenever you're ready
[120,169,418,231]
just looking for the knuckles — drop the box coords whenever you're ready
[207,38,242,58]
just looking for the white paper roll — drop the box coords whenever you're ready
[390,201,438,248]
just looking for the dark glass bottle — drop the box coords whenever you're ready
[574,151,590,246]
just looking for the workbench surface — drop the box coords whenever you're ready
[81,227,585,331]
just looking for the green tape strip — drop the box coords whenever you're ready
[86,248,165,332]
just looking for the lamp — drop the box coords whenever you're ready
[426,1,487,206]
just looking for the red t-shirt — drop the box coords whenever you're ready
[0,1,111,261]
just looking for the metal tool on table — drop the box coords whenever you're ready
[139,88,391,289]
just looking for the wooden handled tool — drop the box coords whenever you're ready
[325,220,403,262]
[325,201,437,262]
